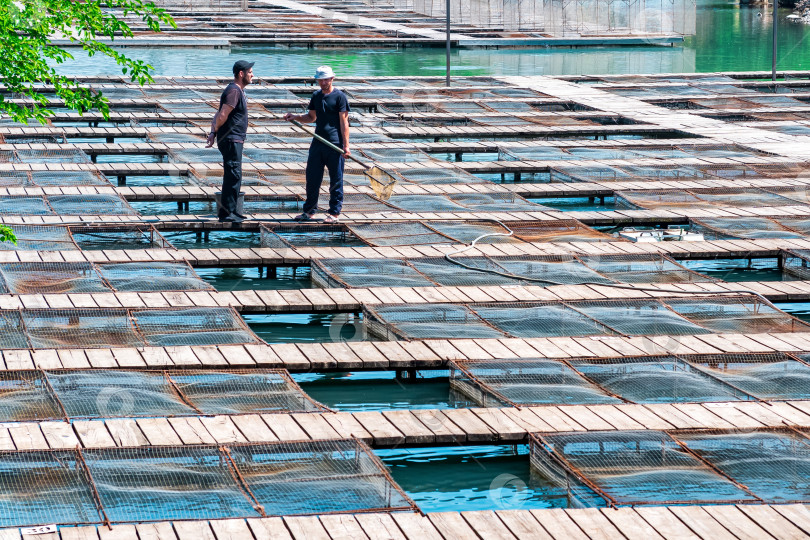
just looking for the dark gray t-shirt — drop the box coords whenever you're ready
[308,89,350,147]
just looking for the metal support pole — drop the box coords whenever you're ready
[772,0,778,81]
[446,0,451,87]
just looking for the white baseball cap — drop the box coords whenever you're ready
[314,66,335,80]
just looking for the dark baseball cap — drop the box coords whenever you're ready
[232,60,255,75]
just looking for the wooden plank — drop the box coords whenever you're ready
[172,522,215,540]
[209,519,255,540]
[351,411,406,446]
[135,418,182,446]
[667,506,738,540]
[167,417,217,445]
[39,421,80,449]
[199,415,248,443]
[735,505,809,540]
[461,510,518,540]
[318,515,370,540]
[73,420,115,448]
[134,523,179,540]
[58,527,99,540]
[529,509,590,540]
[262,414,310,441]
[381,410,435,445]
[353,513,407,540]
[564,508,627,539]
[600,507,665,539]
[701,505,776,540]
[495,510,554,540]
[634,506,702,540]
[283,516,330,540]
[428,512,480,540]
[441,408,497,442]
[98,524,138,540]
[8,424,48,450]
[410,409,467,443]
[771,505,810,537]
[390,513,445,540]
[246,517,294,540]
[230,414,278,443]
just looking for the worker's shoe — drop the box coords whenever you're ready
[294,212,315,222]
[219,213,244,223]
[323,214,340,224]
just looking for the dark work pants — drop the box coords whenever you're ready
[217,139,243,218]
[303,142,344,216]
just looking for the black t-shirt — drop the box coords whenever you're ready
[218,83,248,143]
[308,89,350,147]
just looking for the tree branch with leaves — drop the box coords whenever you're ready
[0,225,16,246]
[0,0,176,124]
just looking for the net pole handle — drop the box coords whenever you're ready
[289,119,371,169]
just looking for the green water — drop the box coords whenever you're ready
[50,0,810,78]
[244,312,365,343]
[378,445,599,513]
[195,266,311,291]
[681,258,784,282]
[295,371,472,411]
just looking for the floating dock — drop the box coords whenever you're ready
[2,71,810,537]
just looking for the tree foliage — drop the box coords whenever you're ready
[0,0,176,124]
[0,225,16,246]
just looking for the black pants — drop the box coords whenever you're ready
[217,139,243,218]
[303,142,344,216]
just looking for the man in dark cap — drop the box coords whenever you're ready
[206,60,254,223]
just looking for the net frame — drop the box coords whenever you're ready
[69,226,174,251]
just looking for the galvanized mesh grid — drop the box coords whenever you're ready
[452,351,810,408]
[259,223,364,249]
[690,217,803,240]
[0,194,136,216]
[0,439,415,527]
[0,225,79,251]
[0,307,259,349]
[363,295,807,341]
[781,248,810,281]
[70,226,173,251]
[616,187,805,211]
[0,171,108,187]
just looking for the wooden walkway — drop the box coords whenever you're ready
[6,280,810,313]
[2,400,810,451]
[6,332,810,372]
[8,504,809,540]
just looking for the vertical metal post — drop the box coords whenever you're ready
[772,0,778,81]
[446,0,451,87]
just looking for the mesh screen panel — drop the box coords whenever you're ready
[682,353,810,400]
[47,195,136,216]
[531,431,757,506]
[472,303,616,338]
[23,309,144,349]
[312,259,435,288]
[229,440,415,515]
[134,307,260,347]
[666,296,810,334]
[84,445,258,522]
[570,300,710,336]
[576,254,715,284]
[0,262,108,294]
[97,262,213,292]
[691,217,802,240]
[450,359,621,407]
[347,222,453,246]
[782,249,810,280]
[364,304,507,340]
[0,371,63,421]
[569,356,750,403]
[0,450,102,527]
[669,430,810,503]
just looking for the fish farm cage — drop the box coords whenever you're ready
[0,225,172,252]
[0,261,212,294]
[362,295,810,341]
[450,352,810,407]
[0,307,260,349]
[529,428,810,507]
[0,439,416,528]
[311,253,716,289]
[0,368,326,422]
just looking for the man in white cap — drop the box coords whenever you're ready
[284,65,350,223]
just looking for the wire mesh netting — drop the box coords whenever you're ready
[0,307,259,349]
[5,368,326,421]
[452,352,810,407]
[364,295,808,340]
[0,171,109,187]
[0,439,415,527]
[529,428,810,507]
[0,226,79,251]
[70,226,173,251]
[0,194,137,216]
[690,217,804,240]
[0,261,209,294]
[616,188,805,212]
[312,253,711,289]
[782,249,810,281]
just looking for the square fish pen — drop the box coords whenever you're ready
[0,307,260,349]
[312,252,713,289]
[0,261,211,294]
[781,249,810,281]
[363,295,809,340]
[0,439,416,527]
[0,368,327,422]
[528,428,810,507]
[69,226,173,250]
[449,352,810,408]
